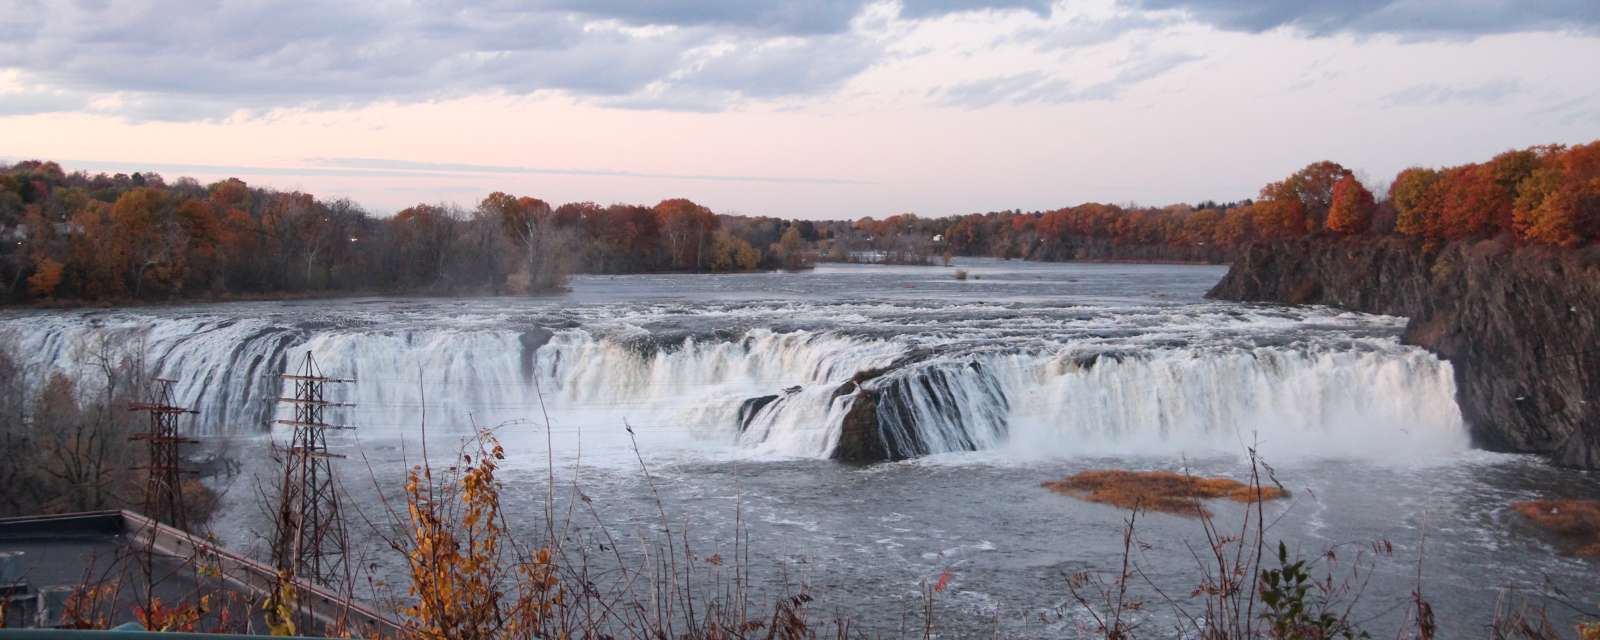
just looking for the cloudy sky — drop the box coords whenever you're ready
[2,0,1597,218]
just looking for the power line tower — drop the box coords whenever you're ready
[129,378,198,531]
[271,351,355,590]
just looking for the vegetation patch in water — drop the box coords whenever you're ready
[1513,499,1600,557]
[1042,469,1289,517]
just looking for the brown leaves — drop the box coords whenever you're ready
[1512,499,1600,557]
[1042,469,1290,518]
[399,429,563,640]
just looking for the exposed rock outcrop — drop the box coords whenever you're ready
[831,381,892,464]
[828,359,931,464]
[1209,238,1600,468]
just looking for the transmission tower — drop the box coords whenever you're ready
[271,351,355,590]
[129,378,198,531]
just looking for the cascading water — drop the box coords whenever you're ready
[0,309,1467,461]
[851,343,1466,460]
[8,264,1577,640]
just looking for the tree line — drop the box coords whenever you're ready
[3,140,1594,303]
[0,164,818,303]
[934,140,1599,262]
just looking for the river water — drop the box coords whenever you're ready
[2,259,1595,637]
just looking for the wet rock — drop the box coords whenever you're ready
[826,347,1004,464]
[518,328,554,377]
[737,395,780,433]
[830,382,891,464]
[1209,238,1600,469]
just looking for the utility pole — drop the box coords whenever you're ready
[271,351,354,591]
[129,378,197,531]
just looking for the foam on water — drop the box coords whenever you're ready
[0,305,1468,465]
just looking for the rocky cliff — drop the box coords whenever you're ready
[1209,238,1600,468]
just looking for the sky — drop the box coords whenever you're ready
[1,0,1598,219]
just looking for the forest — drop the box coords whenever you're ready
[2,139,1595,304]
[935,139,1600,261]
[0,163,817,303]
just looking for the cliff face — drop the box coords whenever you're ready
[1209,238,1600,468]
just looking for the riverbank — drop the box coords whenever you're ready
[1208,237,1600,468]
[7,265,820,311]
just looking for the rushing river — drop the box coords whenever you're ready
[2,259,1595,637]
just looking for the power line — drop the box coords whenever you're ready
[129,377,198,530]
[271,351,354,602]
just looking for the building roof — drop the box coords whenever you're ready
[0,511,401,637]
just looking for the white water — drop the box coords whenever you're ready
[0,313,1467,462]
[11,263,1577,640]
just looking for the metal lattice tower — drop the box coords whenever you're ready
[271,351,354,589]
[129,378,198,531]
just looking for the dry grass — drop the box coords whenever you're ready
[1512,499,1600,558]
[1043,469,1289,517]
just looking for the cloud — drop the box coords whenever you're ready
[0,0,1051,121]
[1535,94,1600,127]
[535,1,1050,35]
[933,50,1200,108]
[1382,79,1523,106]
[1133,0,1600,38]
[898,0,1052,20]
[529,0,868,36]
[7,0,1589,122]
[0,88,88,116]
[1018,10,1175,50]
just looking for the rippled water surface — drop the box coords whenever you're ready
[3,260,1595,637]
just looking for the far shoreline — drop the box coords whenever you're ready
[4,258,1237,312]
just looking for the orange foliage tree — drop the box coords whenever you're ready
[1326,175,1375,235]
[1512,142,1600,247]
[1390,167,1442,238]
[26,256,63,298]
[1257,161,1351,237]
[1433,164,1511,240]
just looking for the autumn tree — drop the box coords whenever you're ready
[174,199,223,292]
[388,204,461,288]
[69,201,129,299]
[1252,189,1309,239]
[1326,175,1376,235]
[1214,205,1257,249]
[1389,168,1441,237]
[655,198,717,270]
[27,257,64,298]
[258,192,321,290]
[479,193,570,293]
[770,226,807,270]
[1513,142,1600,246]
[1255,161,1351,238]
[707,231,760,272]
[110,187,188,296]
[1433,164,1511,240]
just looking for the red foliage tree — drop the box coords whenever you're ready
[1326,175,1376,235]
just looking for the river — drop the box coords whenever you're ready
[1,259,1594,637]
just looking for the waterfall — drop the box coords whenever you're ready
[851,344,1467,460]
[0,313,1467,460]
